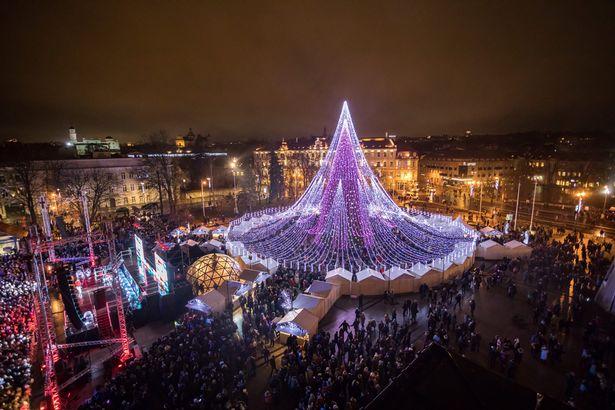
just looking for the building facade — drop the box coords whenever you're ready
[67,126,121,157]
[419,154,520,207]
[0,158,158,223]
[253,136,419,201]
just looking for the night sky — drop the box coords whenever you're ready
[1,1,614,142]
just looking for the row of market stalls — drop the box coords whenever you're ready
[324,254,475,296]
[185,222,484,343]
[275,280,342,343]
[476,239,532,260]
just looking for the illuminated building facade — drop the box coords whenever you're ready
[253,136,419,202]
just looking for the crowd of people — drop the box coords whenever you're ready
[82,311,251,409]
[0,253,36,409]
[9,207,610,410]
[270,312,418,409]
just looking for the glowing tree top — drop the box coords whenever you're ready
[229,102,476,272]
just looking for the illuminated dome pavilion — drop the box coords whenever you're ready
[186,253,241,296]
[228,102,477,273]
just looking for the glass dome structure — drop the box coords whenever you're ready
[186,253,241,296]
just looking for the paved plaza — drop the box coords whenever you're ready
[245,262,613,409]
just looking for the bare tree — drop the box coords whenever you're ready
[143,155,184,214]
[41,160,65,194]
[62,169,117,224]
[12,160,43,225]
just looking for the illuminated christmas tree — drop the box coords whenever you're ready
[229,102,476,272]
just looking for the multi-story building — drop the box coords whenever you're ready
[253,136,419,201]
[67,126,121,157]
[0,158,159,223]
[524,154,610,203]
[419,154,519,207]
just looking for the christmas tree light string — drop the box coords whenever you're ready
[228,102,477,274]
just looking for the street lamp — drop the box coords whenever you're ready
[201,180,206,220]
[478,181,484,218]
[206,177,212,207]
[513,179,521,230]
[575,191,586,221]
[602,186,610,217]
[528,176,538,232]
[230,158,239,215]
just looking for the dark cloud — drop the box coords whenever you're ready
[1,1,614,142]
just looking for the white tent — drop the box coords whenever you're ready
[239,268,267,283]
[596,259,615,314]
[186,289,226,314]
[276,308,319,343]
[292,293,327,319]
[431,259,459,281]
[170,227,189,238]
[191,225,210,236]
[306,280,341,311]
[455,215,474,231]
[211,226,228,239]
[409,263,441,287]
[236,254,260,270]
[451,255,468,277]
[325,267,353,294]
[264,258,279,274]
[226,241,245,257]
[181,239,199,247]
[476,239,506,260]
[251,257,279,274]
[503,240,532,259]
[479,226,502,237]
[200,239,224,253]
[355,268,386,295]
[385,266,417,293]
[409,263,434,278]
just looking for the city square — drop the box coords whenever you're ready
[0,2,615,410]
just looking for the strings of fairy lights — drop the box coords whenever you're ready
[229,102,477,273]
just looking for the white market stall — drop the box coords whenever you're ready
[191,226,210,236]
[306,280,341,312]
[250,257,279,274]
[201,239,225,253]
[276,308,319,343]
[186,289,227,315]
[292,293,327,320]
[476,239,507,260]
[355,268,386,295]
[226,241,245,257]
[479,226,503,238]
[385,266,418,293]
[239,268,269,283]
[410,263,440,287]
[503,240,532,259]
[325,267,354,295]
[211,226,228,239]
[236,254,261,270]
[430,259,456,281]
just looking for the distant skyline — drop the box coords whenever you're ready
[1,1,615,142]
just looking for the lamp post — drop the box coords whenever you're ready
[478,181,484,218]
[201,180,206,219]
[602,186,610,218]
[575,191,585,221]
[513,180,521,231]
[206,177,212,208]
[230,158,239,215]
[529,177,538,232]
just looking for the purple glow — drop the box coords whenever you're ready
[229,102,476,272]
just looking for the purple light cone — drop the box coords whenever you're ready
[229,102,476,272]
